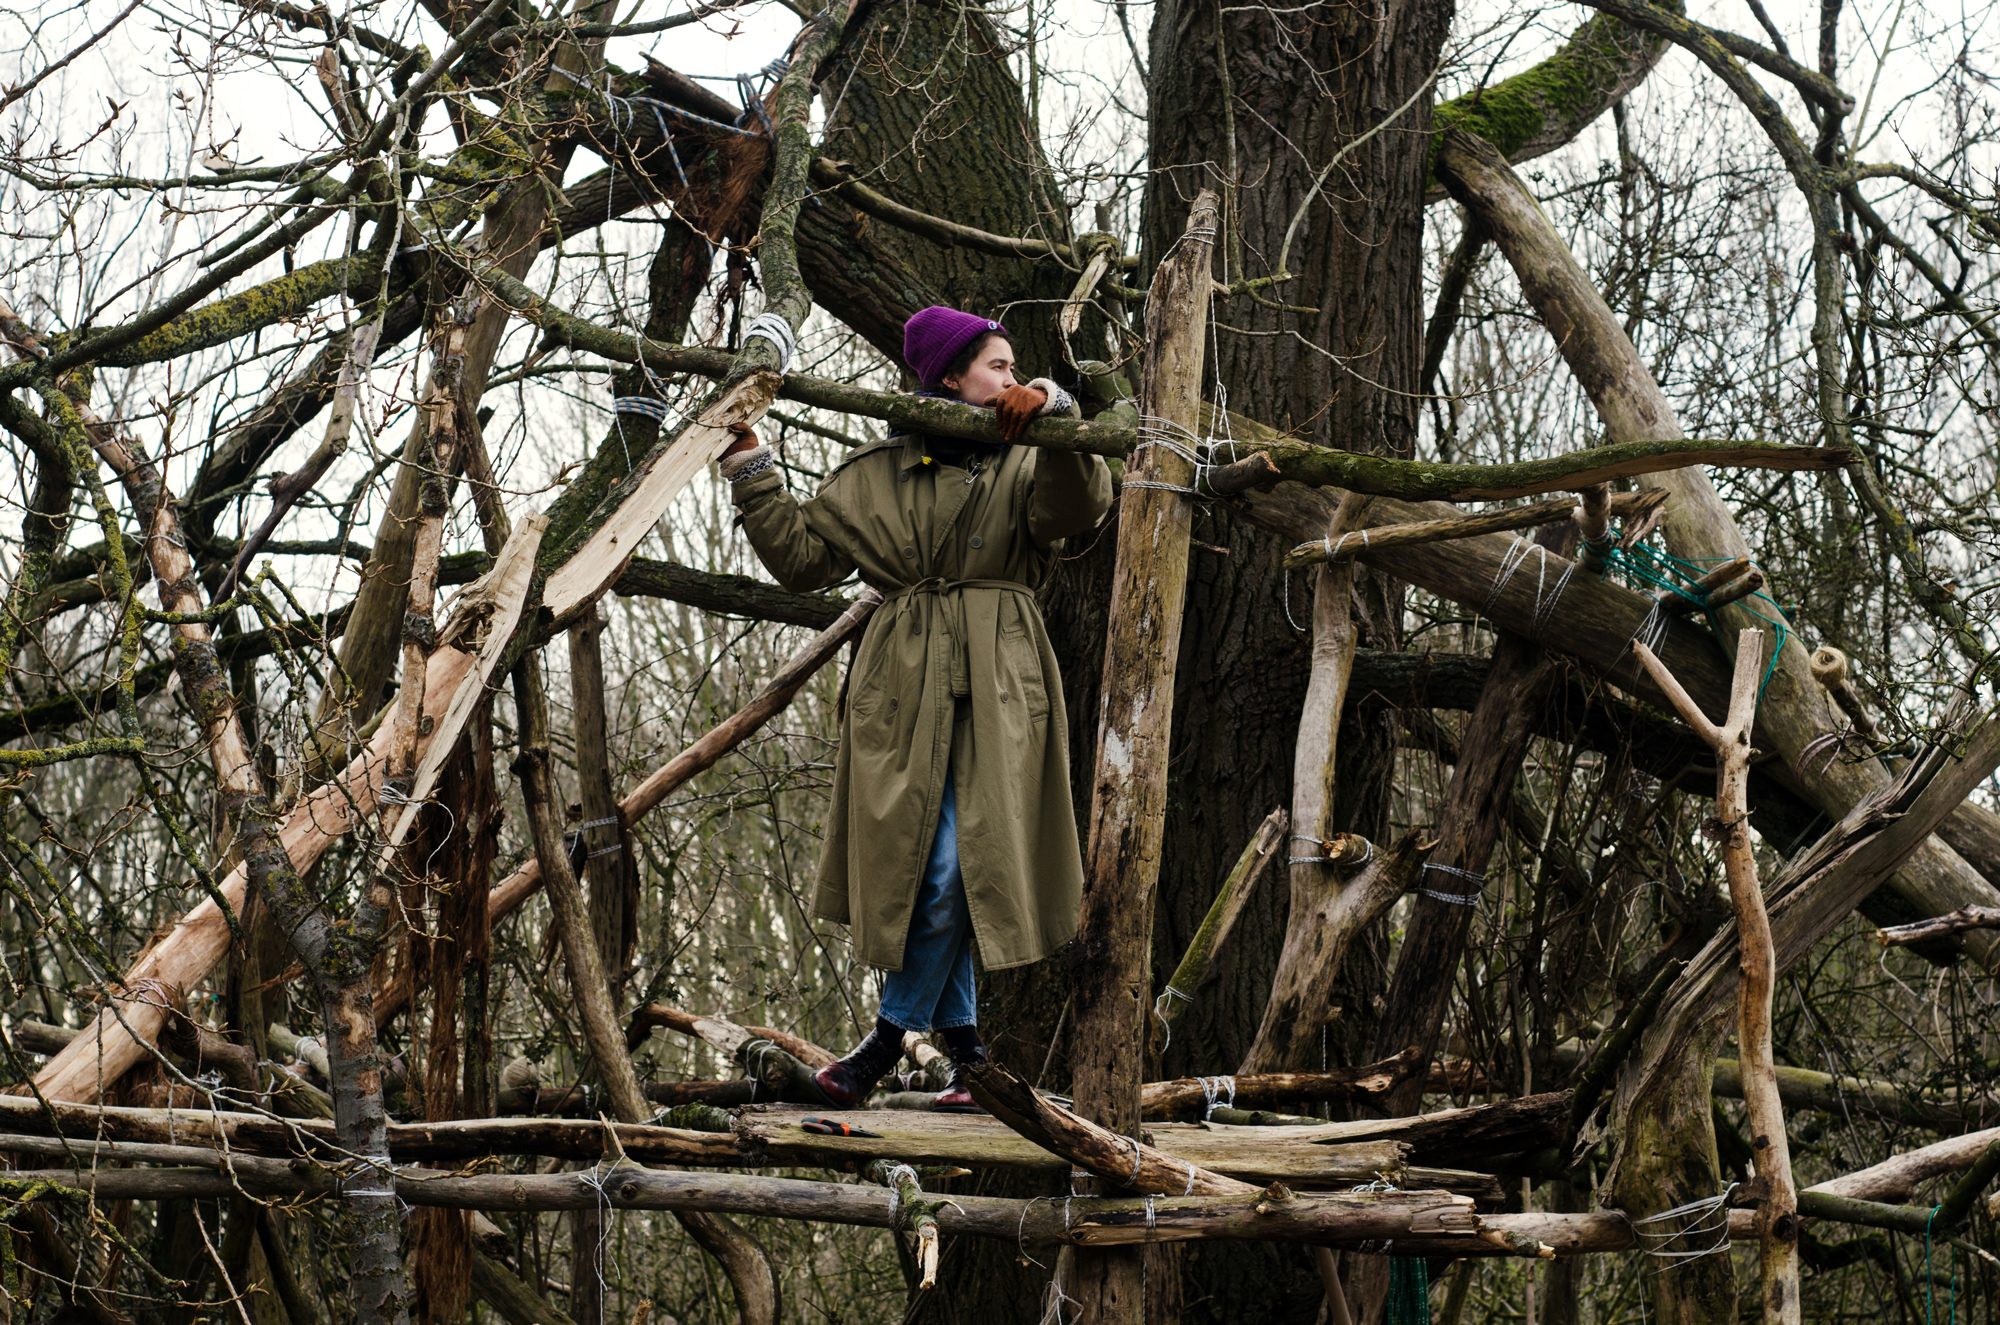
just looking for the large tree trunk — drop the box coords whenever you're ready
[1143,0,1451,1317]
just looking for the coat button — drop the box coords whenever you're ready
[969,535,984,549]
[889,697,899,710]
[902,545,916,558]
[1000,692,1010,703]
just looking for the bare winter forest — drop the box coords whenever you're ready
[0,0,1997,1319]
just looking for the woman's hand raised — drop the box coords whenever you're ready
[990,384,1048,442]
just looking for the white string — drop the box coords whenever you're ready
[1627,599,1670,666]
[1182,1161,1197,1195]
[574,1159,616,1323]
[1319,529,1371,561]
[1197,1075,1237,1120]
[1482,534,1577,633]
[742,312,795,372]
[1634,1184,1739,1262]
[1152,985,1192,1053]
[1127,413,1215,497]
[1018,1195,1058,1270]
[1144,1196,1157,1233]
[1128,1138,1144,1186]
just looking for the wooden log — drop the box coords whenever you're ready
[1807,1125,2000,1204]
[1282,491,1667,569]
[0,1102,1459,1190]
[1151,808,1288,1058]
[0,1156,1569,1252]
[1141,1053,1418,1121]
[1809,646,1878,737]
[1369,543,1564,1112]
[541,370,782,623]
[1634,631,1799,1324]
[1070,190,1217,1321]
[970,1057,1250,1197]
[624,1003,837,1068]
[1874,905,2000,947]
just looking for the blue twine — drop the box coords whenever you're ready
[1602,543,1790,703]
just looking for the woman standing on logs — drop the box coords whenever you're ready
[719,307,1112,1110]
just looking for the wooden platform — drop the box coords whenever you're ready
[734,1107,1502,1198]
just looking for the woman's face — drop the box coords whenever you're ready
[942,335,1019,405]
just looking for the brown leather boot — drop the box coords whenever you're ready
[811,1019,904,1109]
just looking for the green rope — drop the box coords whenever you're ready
[1602,543,1791,703]
[1923,1204,1956,1325]
[1386,1256,1430,1325]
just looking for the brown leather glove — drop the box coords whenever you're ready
[721,421,760,457]
[991,384,1048,442]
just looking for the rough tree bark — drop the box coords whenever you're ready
[1069,191,1217,1325]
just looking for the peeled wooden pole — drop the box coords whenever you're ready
[1633,631,1798,1325]
[1068,190,1217,1325]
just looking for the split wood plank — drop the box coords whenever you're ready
[540,370,782,621]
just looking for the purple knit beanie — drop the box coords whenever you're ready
[903,306,1004,389]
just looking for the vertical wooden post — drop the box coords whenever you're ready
[1632,630,1799,1325]
[1068,190,1217,1324]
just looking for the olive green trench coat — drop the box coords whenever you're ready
[730,425,1112,971]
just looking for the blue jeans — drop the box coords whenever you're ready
[877,770,978,1032]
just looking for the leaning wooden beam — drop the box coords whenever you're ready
[1242,833,1430,1073]
[1635,631,1799,1325]
[1151,808,1288,1058]
[1807,1125,2000,1205]
[969,1058,1256,1196]
[1431,125,2000,977]
[1281,490,1667,568]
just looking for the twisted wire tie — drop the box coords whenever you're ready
[1290,833,1371,867]
[1419,861,1483,905]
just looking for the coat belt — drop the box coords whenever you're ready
[883,577,1034,697]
